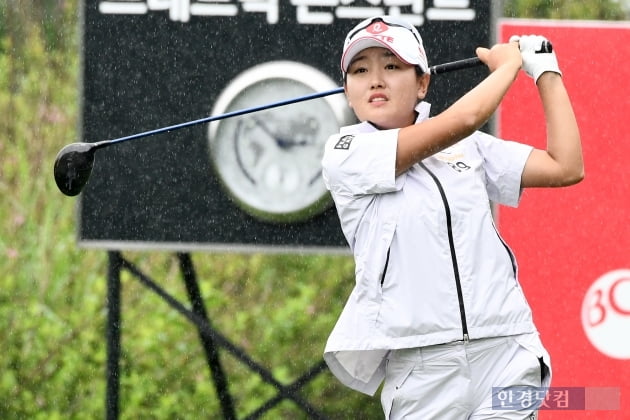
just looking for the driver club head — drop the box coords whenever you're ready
[53,142,97,196]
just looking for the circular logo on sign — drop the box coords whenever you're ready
[581,269,630,359]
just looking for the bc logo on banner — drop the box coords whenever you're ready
[582,269,630,359]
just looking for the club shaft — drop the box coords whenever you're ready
[101,87,345,147]
[96,55,492,148]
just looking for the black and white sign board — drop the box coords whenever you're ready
[79,0,491,252]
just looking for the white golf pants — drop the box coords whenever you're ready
[380,334,551,419]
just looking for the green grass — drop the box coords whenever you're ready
[0,7,381,418]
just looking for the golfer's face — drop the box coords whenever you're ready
[344,47,427,129]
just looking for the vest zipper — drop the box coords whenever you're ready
[380,248,391,287]
[493,226,517,277]
[419,163,469,340]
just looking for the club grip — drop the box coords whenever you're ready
[429,40,553,75]
[540,40,553,53]
[430,57,482,75]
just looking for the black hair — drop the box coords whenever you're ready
[343,65,426,85]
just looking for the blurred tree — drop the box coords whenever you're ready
[504,0,627,20]
[1,0,76,141]
[1,0,75,54]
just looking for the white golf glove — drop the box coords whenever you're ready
[509,35,561,83]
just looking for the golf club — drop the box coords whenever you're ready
[54,43,552,196]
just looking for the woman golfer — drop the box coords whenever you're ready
[321,15,583,419]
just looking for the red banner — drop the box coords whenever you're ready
[497,20,630,419]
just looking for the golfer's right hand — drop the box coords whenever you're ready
[475,42,522,74]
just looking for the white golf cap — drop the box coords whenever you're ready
[341,16,429,74]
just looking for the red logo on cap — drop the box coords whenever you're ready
[367,22,389,35]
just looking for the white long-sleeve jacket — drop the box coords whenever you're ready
[321,102,540,395]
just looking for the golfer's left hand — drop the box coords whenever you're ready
[509,35,561,83]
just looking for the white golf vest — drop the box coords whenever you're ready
[321,102,538,395]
